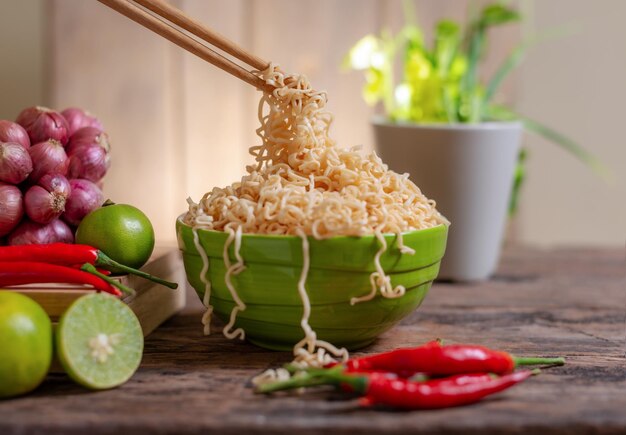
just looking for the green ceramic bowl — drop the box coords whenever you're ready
[176,217,447,351]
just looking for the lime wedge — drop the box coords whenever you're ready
[56,293,143,390]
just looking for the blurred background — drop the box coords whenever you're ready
[0,0,624,247]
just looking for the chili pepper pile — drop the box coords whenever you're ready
[256,340,565,410]
[0,243,178,297]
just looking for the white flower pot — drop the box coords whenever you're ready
[373,119,522,281]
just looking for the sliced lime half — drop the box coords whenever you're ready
[56,293,144,390]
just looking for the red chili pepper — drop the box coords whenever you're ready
[338,370,399,393]
[325,339,441,372]
[95,268,112,276]
[356,370,533,409]
[339,371,493,394]
[341,367,424,381]
[423,372,496,387]
[257,368,533,409]
[0,262,122,296]
[345,342,563,375]
[0,244,177,289]
[69,264,112,275]
[0,243,98,265]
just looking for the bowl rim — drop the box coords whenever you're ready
[176,214,448,241]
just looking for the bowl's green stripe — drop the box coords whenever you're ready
[176,217,447,350]
[177,218,448,272]
[182,252,441,306]
[209,281,432,328]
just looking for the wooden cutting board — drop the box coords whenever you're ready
[2,246,187,337]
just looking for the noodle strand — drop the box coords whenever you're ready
[222,227,246,340]
[192,228,214,335]
[292,229,348,368]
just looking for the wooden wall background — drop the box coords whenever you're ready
[48,0,518,242]
[0,0,620,246]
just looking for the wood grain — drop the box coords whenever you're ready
[96,0,268,90]
[134,0,269,70]
[0,247,624,434]
[179,0,252,203]
[48,0,187,243]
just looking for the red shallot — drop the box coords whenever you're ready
[68,143,110,182]
[62,178,103,226]
[28,139,69,183]
[24,174,71,224]
[66,127,110,154]
[8,218,74,245]
[0,182,24,237]
[61,108,104,136]
[0,120,30,149]
[16,106,70,145]
[0,142,33,184]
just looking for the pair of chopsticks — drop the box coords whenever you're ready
[97,0,271,91]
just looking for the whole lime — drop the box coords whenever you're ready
[76,203,155,270]
[0,291,52,399]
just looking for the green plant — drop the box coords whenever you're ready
[343,2,606,214]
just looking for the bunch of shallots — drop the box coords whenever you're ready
[0,107,110,245]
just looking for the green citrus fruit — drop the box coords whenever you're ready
[0,291,52,399]
[75,203,155,270]
[56,293,144,390]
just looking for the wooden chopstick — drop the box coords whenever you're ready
[132,0,269,72]
[97,0,270,91]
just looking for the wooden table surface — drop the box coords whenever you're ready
[1,247,624,434]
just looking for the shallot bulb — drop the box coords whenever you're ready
[61,108,103,136]
[8,218,74,245]
[66,127,111,154]
[16,106,70,145]
[68,144,110,182]
[28,139,68,183]
[0,142,33,184]
[0,120,30,149]
[24,174,71,224]
[63,178,103,226]
[0,182,24,237]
